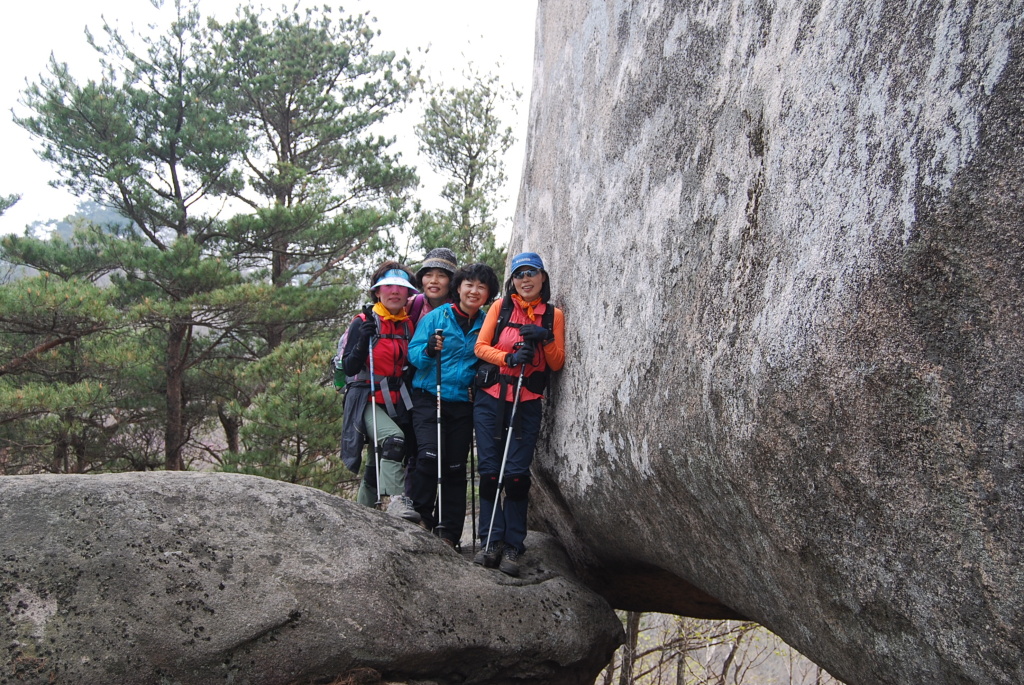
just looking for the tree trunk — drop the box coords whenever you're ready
[266,230,287,350]
[74,436,88,474]
[164,321,189,471]
[52,435,69,474]
[600,658,616,685]
[716,629,744,685]
[218,403,241,455]
[617,611,641,685]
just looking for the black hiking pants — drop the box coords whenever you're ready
[408,389,474,542]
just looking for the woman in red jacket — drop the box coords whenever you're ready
[339,261,420,521]
[472,252,565,576]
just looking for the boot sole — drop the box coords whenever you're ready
[472,551,502,568]
[498,561,520,576]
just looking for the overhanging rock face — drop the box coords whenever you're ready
[517,2,1024,684]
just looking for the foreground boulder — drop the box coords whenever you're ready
[518,1,1024,684]
[0,472,623,685]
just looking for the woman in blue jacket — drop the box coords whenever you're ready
[407,263,499,547]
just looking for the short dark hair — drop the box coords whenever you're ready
[503,269,551,303]
[451,263,500,304]
[367,260,415,300]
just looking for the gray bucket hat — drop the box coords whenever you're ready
[416,247,458,280]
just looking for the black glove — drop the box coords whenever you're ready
[359,316,377,340]
[518,324,550,344]
[506,343,535,368]
[353,316,376,356]
[426,331,444,358]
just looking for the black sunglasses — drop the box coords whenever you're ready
[512,268,540,279]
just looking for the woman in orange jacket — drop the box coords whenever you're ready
[472,252,564,576]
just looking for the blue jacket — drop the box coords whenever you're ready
[408,304,483,403]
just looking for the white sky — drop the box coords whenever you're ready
[0,0,538,239]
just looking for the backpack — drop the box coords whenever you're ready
[332,309,366,389]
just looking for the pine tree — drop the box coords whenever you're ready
[205,5,419,464]
[14,2,248,470]
[217,339,346,492]
[7,3,520,489]
[0,230,134,474]
[414,69,520,273]
[0,195,19,217]
[12,2,417,474]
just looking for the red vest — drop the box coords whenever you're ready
[485,300,551,403]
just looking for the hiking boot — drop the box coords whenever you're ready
[472,541,503,568]
[438,537,461,552]
[386,495,421,523]
[498,546,521,577]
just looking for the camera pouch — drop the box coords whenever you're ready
[474,362,500,389]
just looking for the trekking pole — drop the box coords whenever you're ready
[469,432,477,554]
[483,361,527,552]
[434,329,445,536]
[368,317,382,509]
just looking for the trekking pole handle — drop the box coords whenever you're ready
[507,340,532,368]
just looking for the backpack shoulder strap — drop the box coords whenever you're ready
[368,308,414,342]
[408,294,425,323]
[377,318,413,341]
[492,297,555,344]
[491,296,515,345]
[541,303,555,332]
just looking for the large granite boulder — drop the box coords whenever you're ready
[0,472,623,685]
[517,1,1024,684]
